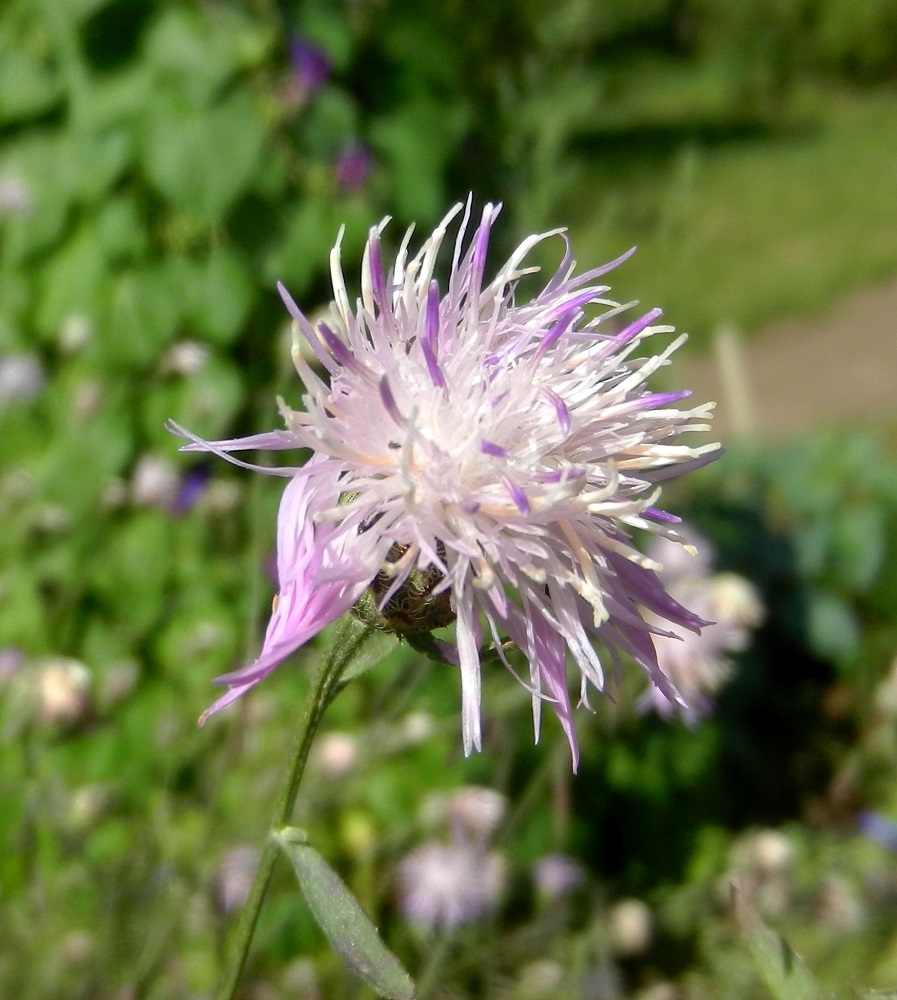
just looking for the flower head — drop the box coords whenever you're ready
[642,529,763,722]
[397,839,506,933]
[335,142,374,194]
[282,35,331,108]
[170,202,720,767]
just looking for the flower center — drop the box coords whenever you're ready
[352,541,456,635]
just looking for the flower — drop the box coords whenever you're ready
[396,839,506,932]
[0,352,46,407]
[642,529,763,722]
[170,201,720,766]
[0,173,34,217]
[532,853,585,902]
[281,35,331,109]
[335,142,374,194]
[213,845,260,914]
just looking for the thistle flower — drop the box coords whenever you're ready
[396,839,506,933]
[170,202,720,767]
[642,529,764,722]
[335,142,374,194]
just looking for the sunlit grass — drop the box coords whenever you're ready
[565,87,897,347]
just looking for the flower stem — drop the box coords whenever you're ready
[216,616,376,1000]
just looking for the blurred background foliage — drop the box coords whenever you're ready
[2,0,897,997]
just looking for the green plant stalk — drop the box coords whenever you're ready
[216,617,376,1000]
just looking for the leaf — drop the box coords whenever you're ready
[139,90,265,224]
[97,267,180,369]
[369,97,469,221]
[734,888,825,1000]
[0,45,61,124]
[34,225,107,339]
[316,614,399,687]
[804,588,861,665]
[274,828,415,1000]
[184,246,255,345]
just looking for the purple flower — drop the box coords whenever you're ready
[642,530,764,723]
[397,839,506,933]
[858,810,897,853]
[170,202,720,766]
[285,35,331,105]
[532,853,585,901]
[168,464,212,516]
[335,142,374,193]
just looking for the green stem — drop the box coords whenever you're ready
[216,616,376,1000]
[414,932,454,1000]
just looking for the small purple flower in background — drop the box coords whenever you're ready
[282,34,331,109]
[642,529,764,723]
[170,201,720,765]
[335,142,374,194]
[397,839,506,933]
[858,810,897,853]
[213,845,260,914]
[168,464,213,517]
[532,853,585,902]
[0,647,25,683]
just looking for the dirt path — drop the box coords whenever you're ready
[679,279,897,440]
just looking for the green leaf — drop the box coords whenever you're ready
[139,90,265,224]
[336,627,398,685]
[95,196,146,262]
[831,501,886,593]
[274,828,415,1000]
[140,356,244,447]
[370,98,469,221]
[302,88,360,157]
[141,7,239,107]
[90,513,172,634]
[0,131,72,262]
[62,126,132,204]
[184,246,255,345]
[736,891,825,1000]
[0,43,61,124]
[264,198,338,294]
[97,267,180,369]
[34,226,107,340]
[804,588,861,665]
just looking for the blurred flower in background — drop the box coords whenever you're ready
[532,853,585,903]
[172,203,720,767]
[314,731,358,779]
[282,35,331,110]
[130,453,180,510]
[643,528,764,722]
[398,783,508,932]
[213,845,260,915]
[0,647,24,683]
[334,142,374,194]
[34,656,92,726]
[397,839,506,933]
[608,897,653,957]
[0,173,33,217]
[0,353,45,408]
[725,828,794,917]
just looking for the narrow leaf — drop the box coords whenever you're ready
[275,827,415,1000]
[324,614,397,686]
[734,888,824,1000]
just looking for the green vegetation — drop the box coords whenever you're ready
[2,0,897,996]
[567,89,897,343]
